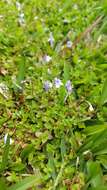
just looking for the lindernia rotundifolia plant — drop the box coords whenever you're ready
[43,77,73,102]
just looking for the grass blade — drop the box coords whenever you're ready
[8,175,41,190]
[0,135,10,172]
[100,79,107,105]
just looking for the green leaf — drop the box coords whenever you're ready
[48,153,56,181]
[0,178,7,190]
[63,62,70,82]
[11,163,25,172]
[0,135,10,172]
[14,57,26,92]
[20,144,34,162]
[78,129,107,155]
[58,61,71,104]
[60,136,66,161]
[100,79,107,105]
[84,124,107,136]
[17,58,25,85]
[87,161,103,188]
[95,16,107,38]
[93,141,107,155]
[8,175,41,190]
[90,186,107,190]
[97,155,107,169]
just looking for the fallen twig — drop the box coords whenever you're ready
[60,15,104,52]
[71,15,104,49]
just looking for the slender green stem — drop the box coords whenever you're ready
[49,161,66,190]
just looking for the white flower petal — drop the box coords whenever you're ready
[16,1,21,11]
[4,134,13,145]
[54,78,63,88]
[43,55,52,63]
[48,32,54,48]
[66,41,72,48]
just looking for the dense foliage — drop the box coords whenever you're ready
[0,0,107,189]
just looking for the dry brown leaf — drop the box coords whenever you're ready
[0,67,8,76]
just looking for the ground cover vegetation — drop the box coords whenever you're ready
[0,0,107,189]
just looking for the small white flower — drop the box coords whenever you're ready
[18,12,25,25]
[89,104,94,112]
[73,4,78,10]
[35,131,42,137]
[66,40,72,48]
[19,13,24,19]
[86,101,94,112]
[97,35,102,43]
[0,83,9,99]
[16,1,22,11]
[65,80,73,94]
[4,134,13,145]
[43,55,52,63]
[34,16,38,20]
[5,0,12,4]
[47,68,51,74]
[48,32,54,48]
[59,8,62,12]
[54,78,63,88]
[76,156,79,168]
[0,15,3,20]
[43,80,53,91]
[63,19,69,24]
[83,150,90,155]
